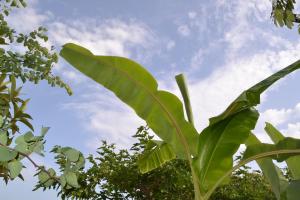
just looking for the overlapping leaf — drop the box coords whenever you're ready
[283,180,300,200]
[60,43,199,160]
[195,60,300,194]
[245,133,288,200]
[243,137,300,162]
[195,108,259,192]
[209,60,300,125]
[137,74,195,174]
[138,140,176,173]
[265,122,300,179]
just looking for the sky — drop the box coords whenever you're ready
[1,0,300,199]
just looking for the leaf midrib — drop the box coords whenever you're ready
[93,56,193,159]
[204,148,300,199]
[200,110,248,185]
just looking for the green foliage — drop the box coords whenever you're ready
[3,1,300,199]
[211,166,277,200]
[265,122,300,180]
[243,137,300,162]
[0,1,83,194]
[60,128,194,200]
[60,43,300,200]
[271,0,300,33]
[59,127,277,200]
[245,133,287,199]
[0,0,72,94]
[254,123,300,200]
[137,139,176,173]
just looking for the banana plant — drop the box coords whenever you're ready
[60,43,300,200]
[247,122,300,200]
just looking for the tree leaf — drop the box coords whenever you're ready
[209,60,300,125]
[0,131,8,145]
[8,160,22,179]
[60,175,67,188]
[265,122,300,179]
[41,127,50,137]
[0,146,17,162]
[64,148,80,162]
[19,118,34,131]
[65,171,79,188]
[38,168,55,187]
[138,140,176,173]
[60,43,199,160]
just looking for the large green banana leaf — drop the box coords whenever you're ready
[209,60,300,125]
[137,74,195,174]
[246,133,288,200]
[60,43,198,160]
[265,122,300,179]
[195,108,259,192]
[283,180,300,200]
[195,60,300,193]
[243,137,300,162]
[242,137,300,199]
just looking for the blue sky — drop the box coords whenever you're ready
[1,0,300,199]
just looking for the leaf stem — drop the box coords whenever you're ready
[175,74,202,199]
[0,142,59,182]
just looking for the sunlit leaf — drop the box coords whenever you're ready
[8,160,22,179]
[0,146,17,162]
[60,43,199,160]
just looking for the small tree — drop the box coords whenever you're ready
[0,0,84,193]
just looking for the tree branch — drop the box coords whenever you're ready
[0,142,60,183]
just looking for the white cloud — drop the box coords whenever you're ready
[186,44,300,132]
[48,18,157,83]
[182,0,300,135]
[177,24,191,37]
[190,49,204,69]
[63,87,144,150]
[166,40,176,50]
[260,107,297,127]
[283,122,300,139]
[7,1,157,83]
[49,19,155,57]
[61,70,84,84]
[212,0,287,59]
[188,11,197,19]
[7,0,52,33]
[254,103,300,142]
[262,108,293,126]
